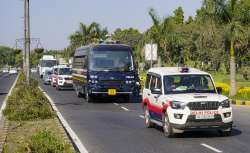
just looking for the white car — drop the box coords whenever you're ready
[142,67,233,137]
[9,68,18,74]
[31,68,37,73]
[54,66,73,90]
[2,68,8,73]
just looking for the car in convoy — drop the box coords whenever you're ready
[54,66,73,90]
[142,67,233,137]
[72,43,140,102]
[51,65,59,87]
[31,67,38,73]
[38,55,57,78]
[43,70,52,85]
[9,67,18,74]
[2,67,9,73]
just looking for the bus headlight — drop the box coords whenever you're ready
[90,75,98,79]
[126,76,134,79]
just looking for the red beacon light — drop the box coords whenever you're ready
[180,67,189,73]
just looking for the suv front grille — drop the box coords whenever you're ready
[187,101,220,110]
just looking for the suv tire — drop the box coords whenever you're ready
[144,106,154,128]
[219,127,232,137]
[162,113,174,137]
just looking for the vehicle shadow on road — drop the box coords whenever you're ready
[0,92,8,95]
[174,128,242,138]
[91,96,142,104]
[153,125,242,138]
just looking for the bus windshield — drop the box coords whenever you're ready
[89,51,133,71]
[164,75,216,94]
[40,60,57,67]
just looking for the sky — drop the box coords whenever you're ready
[0,0,203,50]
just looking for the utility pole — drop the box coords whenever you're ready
[23,0,27,74]
[150,40,153,68]
[24,0,30,85]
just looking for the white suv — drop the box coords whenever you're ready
[142,67,233,137]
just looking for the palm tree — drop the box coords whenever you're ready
[212,0,245,96]
[69,22,109,47]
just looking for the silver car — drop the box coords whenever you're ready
[43,70,52,85]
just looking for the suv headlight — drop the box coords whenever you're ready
[220,99,230,108]
[170,101,186,109]
[58,77,63,80]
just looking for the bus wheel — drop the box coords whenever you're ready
[75,87,83,98]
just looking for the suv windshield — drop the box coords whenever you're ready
[89,51,133,71]
[164,75,216,94]
[59,68,72,75]
[40,60,57,67]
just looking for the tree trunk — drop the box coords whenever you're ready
[229,41,237,96]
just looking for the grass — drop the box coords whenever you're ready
[3,119,74,153]
[210,72,250,87]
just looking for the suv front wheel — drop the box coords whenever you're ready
[219,127,232,137]
[162,113,174,137]
[144,106,154,128]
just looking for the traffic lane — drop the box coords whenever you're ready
[199,105,250,153]
[119,103,250,153]
[38,77,250,153]
[39,81,220,153]
[0,73,17,107]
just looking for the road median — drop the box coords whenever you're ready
[2,73,76,153]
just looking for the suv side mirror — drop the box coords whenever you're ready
[151,88,162,95]
[216,87,222,94]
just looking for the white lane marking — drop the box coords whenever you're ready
[0,74,19,119]
[113,103,119,106]
[201,143,223,153]
[121,106,129,111]
[139,115,144,119]
[39,86,88,153]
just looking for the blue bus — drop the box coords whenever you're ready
[72,43,140,102]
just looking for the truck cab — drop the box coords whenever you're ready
[142,67,233,137]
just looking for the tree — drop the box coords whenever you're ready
[112,28,143,50]
[212,0,245,96]
[67,22,109,59]
[173,7,184,24]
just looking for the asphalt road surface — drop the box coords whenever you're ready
[36,75,250,153]
[0,73,17,108]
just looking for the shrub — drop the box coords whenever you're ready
[3,73,54,121]
[29,129,74,153]
[240,66,250,80]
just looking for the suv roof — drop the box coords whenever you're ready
[148,67,209,76]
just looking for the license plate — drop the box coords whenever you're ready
[108,89,116,96]
[191,111,218,120]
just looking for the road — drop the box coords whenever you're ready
[0,73,17,108]
[37,76,250,153]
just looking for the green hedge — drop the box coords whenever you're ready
[3,73,54,121]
